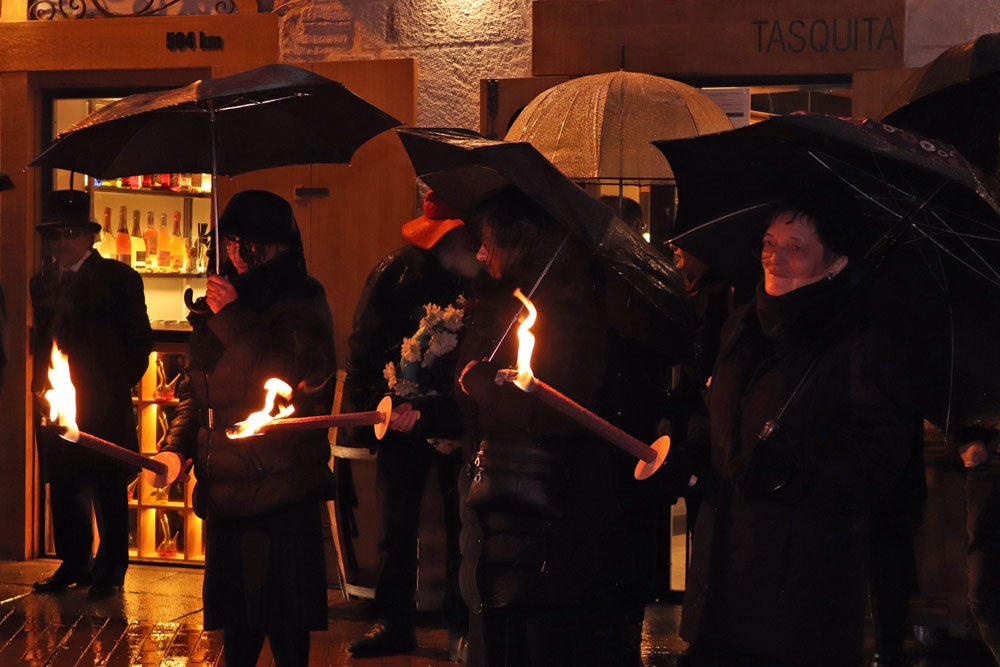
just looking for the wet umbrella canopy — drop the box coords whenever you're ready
[504,71,733,182]
[31,64,401,179]
[654,113,1000,435]
[396,127,693,343]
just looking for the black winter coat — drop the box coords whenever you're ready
[162,251,337,519]
[30,252,152,477]
[679,271,917,667]
[457,251,628,612]
[340,244,467,448]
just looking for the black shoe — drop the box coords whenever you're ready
[85,583,122,600]
[33,571,91,593]
[348,622,417,657]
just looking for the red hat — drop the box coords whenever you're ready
[401,190,464,249]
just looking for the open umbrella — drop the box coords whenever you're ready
[0,171,12,191]
[396,127,693,341]
[31,63,402,271]
[881,33,1000,182]
[653,113,1000,435]
[504,71,732,183]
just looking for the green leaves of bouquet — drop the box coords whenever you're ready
[383,296,466,398]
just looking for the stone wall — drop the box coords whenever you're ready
[275,0,532,130]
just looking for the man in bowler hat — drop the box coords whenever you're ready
[30,189,152,599]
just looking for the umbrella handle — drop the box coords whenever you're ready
[183,288,211,315]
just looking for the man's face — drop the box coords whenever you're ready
[435,227,483,279]
[42,227,94,268]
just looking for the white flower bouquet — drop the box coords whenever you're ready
[383,295,465,398]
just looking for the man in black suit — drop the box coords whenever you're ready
[30,190,152,599]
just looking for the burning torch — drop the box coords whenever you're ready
[493,289,671,480]
[42,343,168,477]
[226,378,394,440]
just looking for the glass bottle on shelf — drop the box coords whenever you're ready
[157,213,172,270]
[170,211,186,272]
[115,206,131,266]
[98,206,115,259]
[130,209,146,270]
[143,211,159,269]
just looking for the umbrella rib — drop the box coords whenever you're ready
[215,93,310,112]
[806,150,909,220]
[927,209,1000,284]
[907,216,1000,288]
[668,201,780,243]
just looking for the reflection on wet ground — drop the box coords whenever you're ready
[0,559,997,666]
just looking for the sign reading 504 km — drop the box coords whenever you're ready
[166,31,224,52]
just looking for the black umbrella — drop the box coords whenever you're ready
[653,113,1000,436]
[881,32,1000,182]
[0,171,12,191]
[32,64,402,271]
[396,127,694,344]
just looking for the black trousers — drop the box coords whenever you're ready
[966,461,1000,665]
[374,437,466,633]
[47,456,131,586]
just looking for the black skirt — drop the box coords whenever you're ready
[202,501,328,632]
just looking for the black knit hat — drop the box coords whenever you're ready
[218,190,300,246]
[36,189,101,234]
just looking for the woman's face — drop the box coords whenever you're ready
[761,212,847,296]
[476,223,521,279]
[223,236,249,274]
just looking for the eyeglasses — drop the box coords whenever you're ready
[41,227,88,242]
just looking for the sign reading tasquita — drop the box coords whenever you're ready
[752,16,899,55]
[532,0,906,76]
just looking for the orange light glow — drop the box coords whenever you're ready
[44,343,80,443]
[511,288,537,390]
[226,378,296,439]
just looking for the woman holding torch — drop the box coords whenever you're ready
[456,187,666,666]
[144,190,337,667]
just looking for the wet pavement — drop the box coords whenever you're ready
[0,558,996,666]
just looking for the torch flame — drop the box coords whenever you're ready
[512,288,537,390]
[44,343,80,443]
[226,378,296,439]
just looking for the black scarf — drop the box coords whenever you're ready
[754,265,863,344]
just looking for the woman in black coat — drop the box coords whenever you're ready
[146,190,337,667]
[456,188,640,666]
[678,192,919,667]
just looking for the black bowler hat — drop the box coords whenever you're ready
[36,189,101,234]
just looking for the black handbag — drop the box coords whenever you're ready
[466,436,570,520]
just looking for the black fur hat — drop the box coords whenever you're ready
[218,190,301,246]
